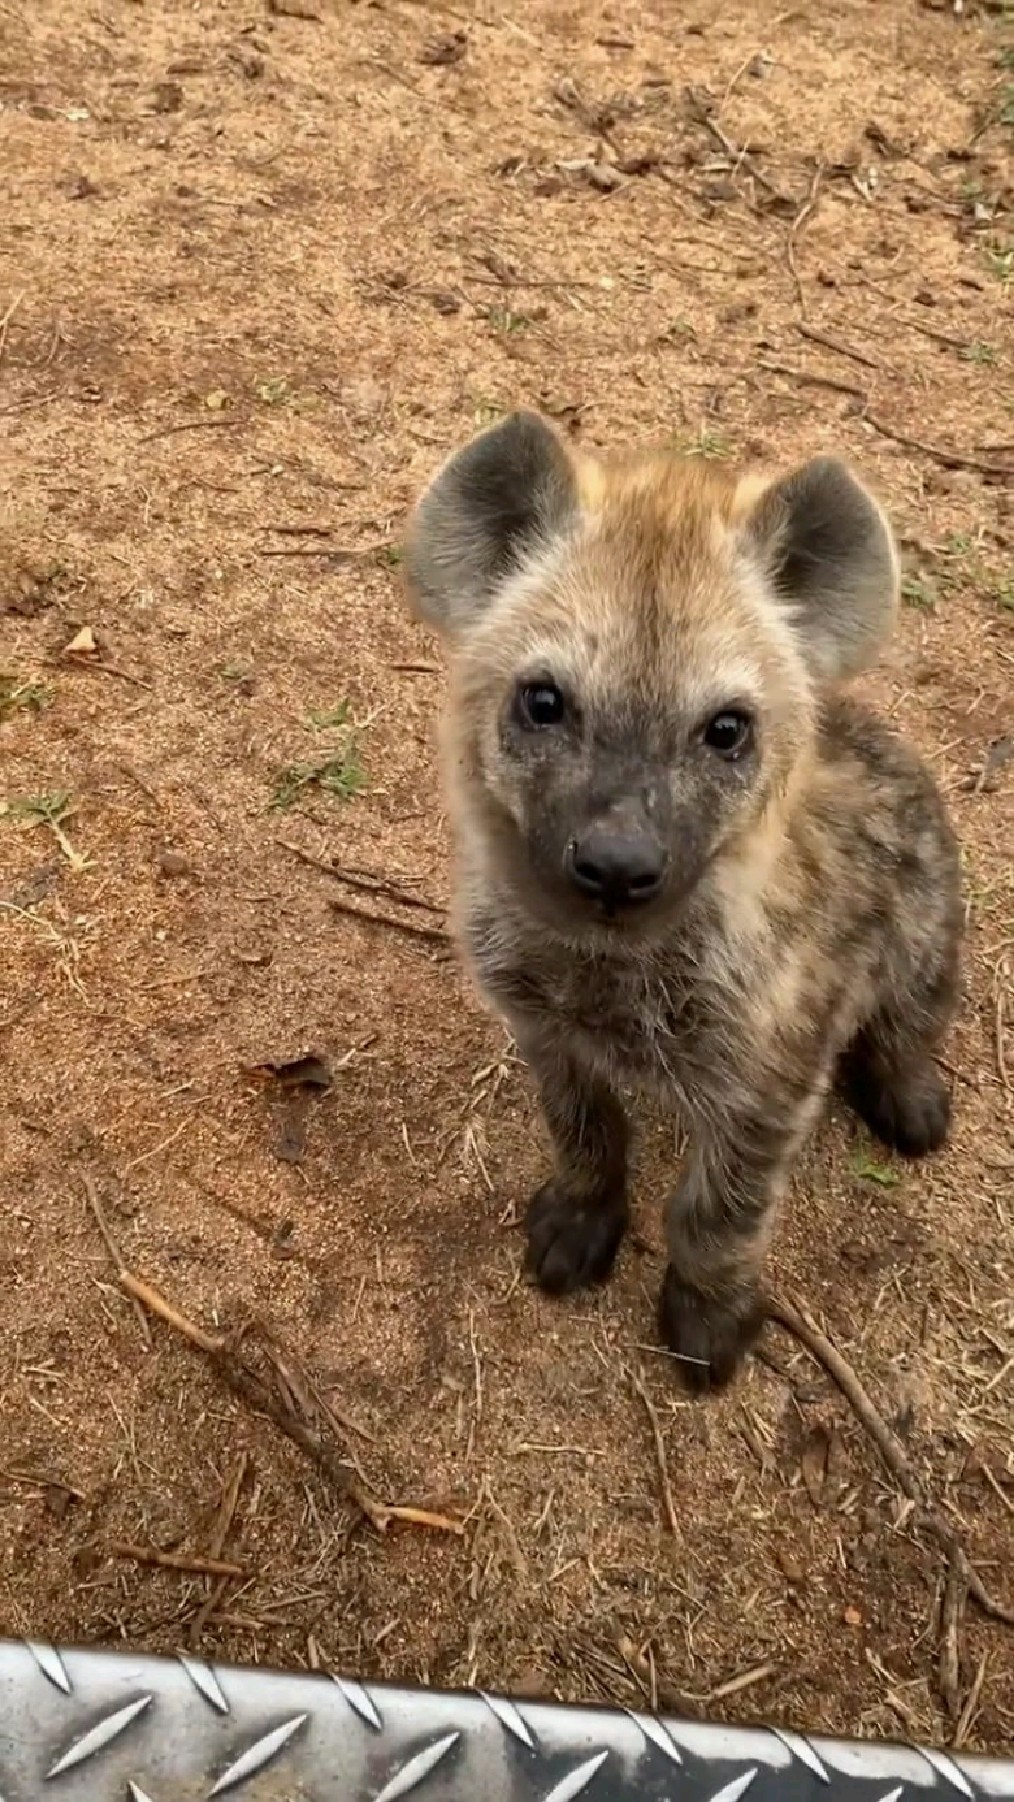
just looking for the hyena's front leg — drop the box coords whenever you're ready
[660,1082,826,1392]
[521,1043,630,1295]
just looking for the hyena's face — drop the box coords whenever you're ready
[406,413,899,941]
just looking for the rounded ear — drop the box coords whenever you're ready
[741,455,900,683]
[404,410,578,641]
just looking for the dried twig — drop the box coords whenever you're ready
[82,1175,151,1346]
[114,1268,462,1536]
[109,1541,245,1579]
[684,86,786,202]
[279,838,445,915]
[329,894,451,947]
[48,654,152,690]
[862,413,1014,481]
[258,547,369,562]
[787,160,825,314]
[797,323,882,371]
[758,359,866,402]
[1,1467,84,1498]
[940,1565,964,1718]
[138,415,247,444]
[767,1295,1014,1628]
[630,1366,679,1535]
[703,1661,777,1704]
[189,1451,249,1644]
[0,290,25,368]
[993,953,1010,1093]
[954,1651,989,1750]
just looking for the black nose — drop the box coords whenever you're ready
[566,827,666,909]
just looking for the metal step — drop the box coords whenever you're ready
[1,1636,1011,1799]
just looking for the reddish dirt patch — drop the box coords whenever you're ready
[1,0,1012,1756]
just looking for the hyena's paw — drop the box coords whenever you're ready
[658,1266,764,1394]
[844,1050,951,1158]
[524,1182,628,1295]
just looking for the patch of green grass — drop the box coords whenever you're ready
[379,543,404,568]
[486,306,531,335]
[985,239,1014,283]
[1,789,91,872]
[852,1154,901,1188]
[961,340,997,365]
[674,425,732,461]
[0,675,52,722]
[272,747,366,810]
[901,573,939,612]
[995,577,1014,613]
[273,698,366,809]
[256,376,290,405]
[306,700,352,731]
[2,790,71,825]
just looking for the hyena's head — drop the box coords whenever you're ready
[405,410,898,943]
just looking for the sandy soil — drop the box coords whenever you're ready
[1,0,1012,1756]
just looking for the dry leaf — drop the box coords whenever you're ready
[246,1052,334,1091]
[801,1422,832,1505]
[65,626,98,656]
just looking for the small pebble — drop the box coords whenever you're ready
[157,849,191,878]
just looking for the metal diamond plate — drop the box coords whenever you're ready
[0,1636,1013,1799]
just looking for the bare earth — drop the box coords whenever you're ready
[2,0,1012,1757]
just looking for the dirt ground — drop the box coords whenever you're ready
[1,0,1012,1760]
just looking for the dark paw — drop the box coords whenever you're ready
[844,1056,951,1158]
[524,1182,628,1295]
[657,1266,763,1394]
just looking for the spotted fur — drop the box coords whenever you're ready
[405,411,962,1392]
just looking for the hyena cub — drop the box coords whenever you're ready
[405,411,962,1393]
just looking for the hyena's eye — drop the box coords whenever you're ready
[517,681,566,730]
[701,709,754,760]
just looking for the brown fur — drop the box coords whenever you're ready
[405,412,962,1392]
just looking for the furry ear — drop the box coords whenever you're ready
[742,456,899,682]
[404,410,578,639]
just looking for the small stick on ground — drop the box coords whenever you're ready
[993,953,1010,1093]
[767,1295,1014,1628]
[0,290,25,368]
[189,1451,249,1644]
[758,359,866,402]
[954,1651,989,1750]
[279,838,446,915]
[109,1542,245,1579]
[138,416,247,445]
[82,1175,151,1347]
[797,323,882,371]
[940,1565,964,1719]
[787,160,825,314]
[862,414,1014,481]
[630,1365,679,1535]
[1,1468,84,1498]
[258,547,367,562]
[115,1269,462,1536]
[329,895,451,947]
